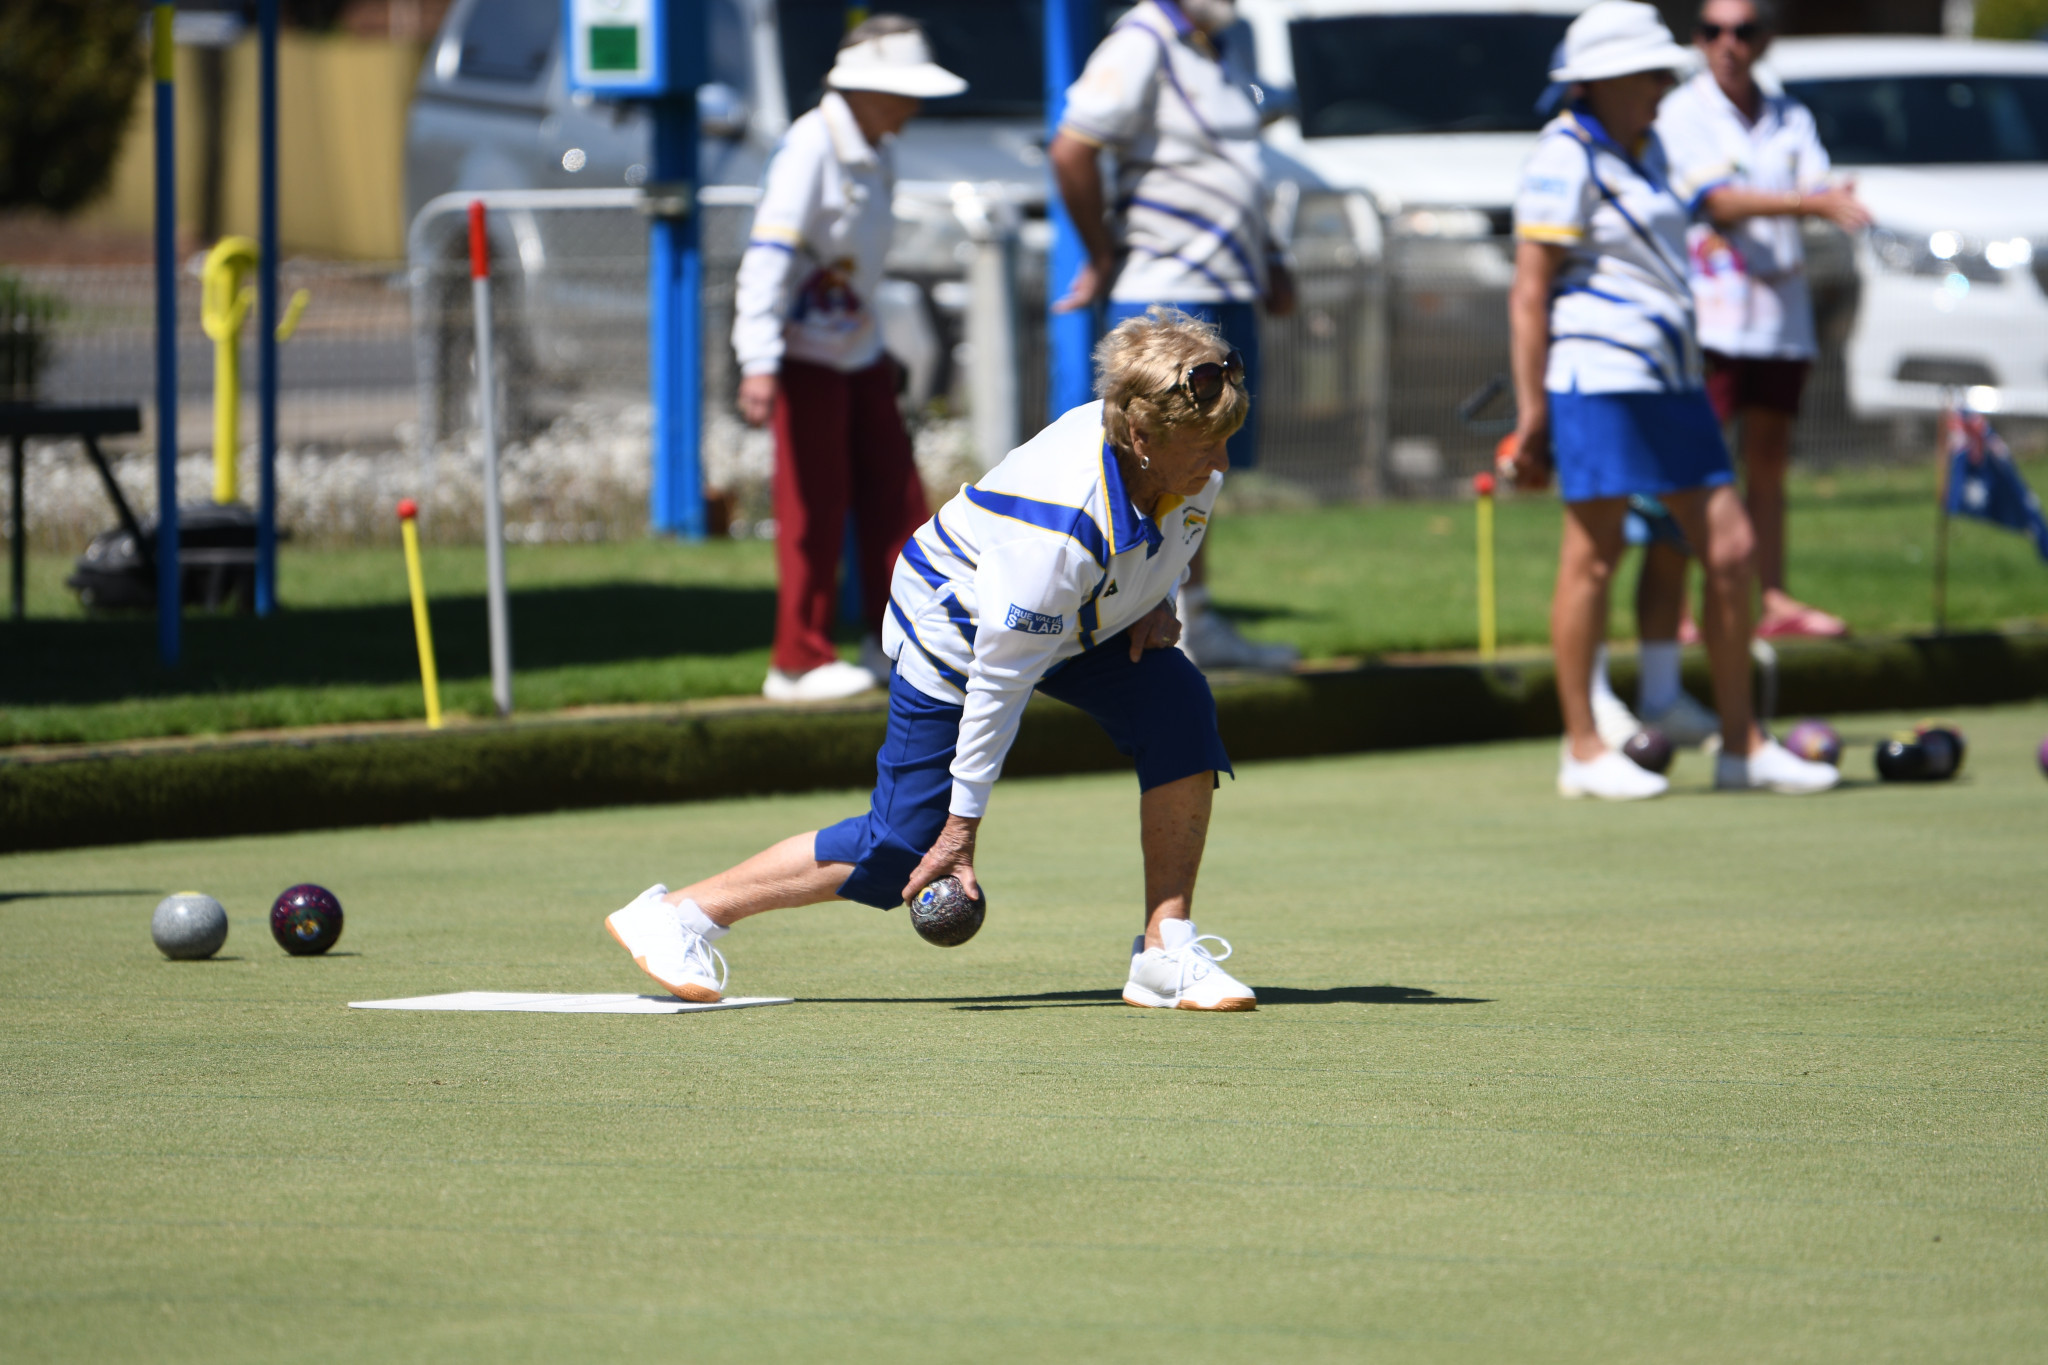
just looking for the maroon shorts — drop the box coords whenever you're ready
[1704,351,1811,421]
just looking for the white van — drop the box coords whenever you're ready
[1769,36,2048,418]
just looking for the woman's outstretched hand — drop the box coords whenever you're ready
[902,814,982,904]
[1128,601,1183,661]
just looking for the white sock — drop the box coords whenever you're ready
[1159,918,1196,951]
[674,898,729,941]
[1639,641,1682,716]
[1590,645,1619,705]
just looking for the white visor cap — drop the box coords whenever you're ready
[1548,1,1691,84]
[825,28,968,99]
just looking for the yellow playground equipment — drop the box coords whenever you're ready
[200,237,308,504]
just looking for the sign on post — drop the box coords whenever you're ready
[563,0,705,539]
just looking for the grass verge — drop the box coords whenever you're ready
[2,701,2042,1362]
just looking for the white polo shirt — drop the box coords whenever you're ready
[884,400,1217,817]
[1514,107,1704,395]
[731,91,893,376]
[1657,71,1831,360]
[1058,0,1271,304]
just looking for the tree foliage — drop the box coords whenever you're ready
[1976,0,2048,40]
[0,0,148,213]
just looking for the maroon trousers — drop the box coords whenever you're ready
[770,357,929,674]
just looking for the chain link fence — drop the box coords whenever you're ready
[5,193,1977,559]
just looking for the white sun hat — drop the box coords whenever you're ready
[1549,1,1691,84]
[825,24,968,99]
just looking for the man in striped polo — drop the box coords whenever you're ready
[1048,0,1299,671]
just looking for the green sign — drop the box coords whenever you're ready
[588,25,639,72]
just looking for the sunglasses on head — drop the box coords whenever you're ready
[1168,350,1245,406]
[1697,20,1762,43]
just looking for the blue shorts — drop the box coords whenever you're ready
[816,634,1234,909]
[1104,299,1261,469]
[1550,389,1731,504]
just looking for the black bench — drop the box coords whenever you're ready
[0,403,146,621]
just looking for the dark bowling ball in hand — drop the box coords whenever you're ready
[1623,726,1674,775]
[908,876,985,947]
[1914,724,1966,781]
[1874,738,1931,783]
[270,883,344,955]
[1783,718,1843,767]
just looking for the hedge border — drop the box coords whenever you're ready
[4,631,2044,853]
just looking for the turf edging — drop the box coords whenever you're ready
[3,630,2044,853]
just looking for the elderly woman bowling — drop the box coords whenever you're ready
[607,308,1258,1011]
[1503,1,1836,799]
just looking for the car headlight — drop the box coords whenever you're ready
[1391,208,1494,240]
[1869,227,2011,284]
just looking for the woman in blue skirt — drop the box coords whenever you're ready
[1503,1,1835,799]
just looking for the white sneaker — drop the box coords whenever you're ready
[857,633,894,683]
[1123,920,1257,1011]
[1715,737,1841,794]
[605,884,728,1002]
[1642,690,1720,747]
[762,658,880,703]
[1592,689,1643,749]
[1178,610,1299,671]
[1558,744,1669,800]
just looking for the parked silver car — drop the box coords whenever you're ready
[405,0,1063,437]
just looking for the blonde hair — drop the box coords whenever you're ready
[1094,306,1249,455]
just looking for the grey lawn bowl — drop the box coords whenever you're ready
[151,893,229,960]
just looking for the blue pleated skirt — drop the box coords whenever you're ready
[1549,388,1732,504]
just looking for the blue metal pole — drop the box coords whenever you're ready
[255,0,280,614]
[151,2,181,665]
[647,0,704,538]
[1045,0,1100,422]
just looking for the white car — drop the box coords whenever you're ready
[1768,37,2048,418]
[1238,0,1591,481]
[1242,0,1587,224]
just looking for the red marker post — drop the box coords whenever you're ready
[469,201,512,716]
[397,499,442,729]
[1473,471,1497,661]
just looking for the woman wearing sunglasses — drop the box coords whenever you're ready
[1652,0,1872,641]
[605,308,1259,1011]
[1504,1,1837,799]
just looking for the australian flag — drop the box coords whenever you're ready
[1944,407,2048,563]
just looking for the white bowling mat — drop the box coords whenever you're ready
[349,991,793,1014]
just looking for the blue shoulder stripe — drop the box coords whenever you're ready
[928,512,975,567]
[900,536,948,591]
[888,596,968,691]
[963,485,1109,567]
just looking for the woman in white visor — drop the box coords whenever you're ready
[732,17,966,702]
[1503,1,1836,799]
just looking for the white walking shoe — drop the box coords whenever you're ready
[1641,690,1720,747]
[1558,744,1669,800]
[1178,611,1299,672]
[1591,688,1644,749]
[605,884,728,1002]
[1123,920,1257,1011]
[762,658,880,703]
[1714,737,1841,794]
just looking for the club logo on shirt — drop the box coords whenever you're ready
[1005,603,1064,635]
[1102,580,1119,598]
[1181,509,1208,544]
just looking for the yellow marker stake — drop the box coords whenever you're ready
[1474,472,1498,661]
[398,500,443,729]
